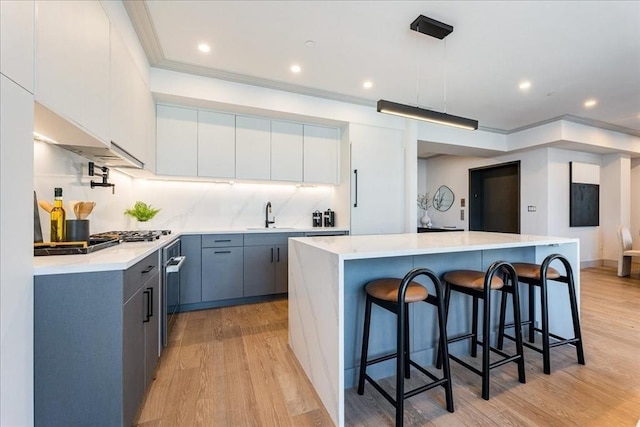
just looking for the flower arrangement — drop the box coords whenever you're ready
[417,193,432,211]
[124,201,161,222]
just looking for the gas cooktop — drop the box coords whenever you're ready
[93,230,172,242]
[34,230,172,256]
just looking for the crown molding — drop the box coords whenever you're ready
[122,0,163,65]
[509,114,640,137]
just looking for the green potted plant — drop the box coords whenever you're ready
[124,201,161,224]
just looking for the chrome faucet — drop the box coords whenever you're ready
[265,201,275,228]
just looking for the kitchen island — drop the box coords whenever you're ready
[288,231,580,427]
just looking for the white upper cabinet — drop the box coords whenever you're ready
[0,0,34,92]
[235,116,271,180]
[35,0,110,144]
[109,30,133,153]
[271,121,303,182]
[198,111,236,179]
[156,105,198,177]
[303,125,339,184]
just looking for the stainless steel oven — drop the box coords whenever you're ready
[162,239,185,346]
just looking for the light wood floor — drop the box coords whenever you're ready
[134,267,640,426]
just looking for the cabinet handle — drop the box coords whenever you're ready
[143,290,150,323]
[147,286,153,318]
[214,239,231,243]
[142,265,154,274]
[353,169,358,208]
[277,247,280,262]
[214,250,231,254]
[271,247,274,263]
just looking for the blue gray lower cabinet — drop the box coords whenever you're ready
[202,246,244,301]
[34,251,160,427]
[243,233,303,297]
[179,234,202,304]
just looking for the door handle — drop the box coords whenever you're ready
[353,169,358,207]
[271,247,274,263]
[147,286,153,318]
[277,247,280,262]
[143,290,150,323]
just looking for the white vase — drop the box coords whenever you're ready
[420,210,432,227]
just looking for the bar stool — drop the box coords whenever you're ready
[437,261,525,400]
[357,268,454,427]
[497,254,585,374]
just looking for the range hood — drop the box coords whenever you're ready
[34,102,144,169]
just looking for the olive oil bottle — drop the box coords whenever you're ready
[50,187,66,242]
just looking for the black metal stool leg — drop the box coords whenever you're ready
[404,304,411,379]
[540,275,551,374]
[497,291,508,350]
[510,273,527,384]
[528,283,536,343]
[436,284,451,370]
[567,271,586,366]
[357,296,373,395]
[471,296,479,358]
[434,281,455,413]
[481,285,491,400]
[396,301,406,427]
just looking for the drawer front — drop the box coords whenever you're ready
[123,251,159,303]
[202,234,243,248]
[243,232,304,246]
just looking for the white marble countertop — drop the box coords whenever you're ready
[291,231,579,260]
[34,227,348,276]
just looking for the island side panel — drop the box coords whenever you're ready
[288,239,342,426]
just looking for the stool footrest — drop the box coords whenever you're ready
[502,331,581,352]
[365,352,397,367]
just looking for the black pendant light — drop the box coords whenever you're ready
[377,15,478,131]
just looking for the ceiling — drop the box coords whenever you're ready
[126,1,640,137]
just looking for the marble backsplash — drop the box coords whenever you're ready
[34,140,339,240]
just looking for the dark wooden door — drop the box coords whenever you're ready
[469,161,520,233]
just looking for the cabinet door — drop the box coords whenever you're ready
[110,29,133,151]
[271,120,303,181]
[243,245,275,297]
[198,110,236,178]
[350,124,405,235]
[35,0,82,121]
[202,247,244,301]
[80,0,110,143]
[179,235,202,305]
[123,287,145,427]
[235,116,271,180]
[0,0,34,92]
[144,272,160,387]
[274,244,289,293]
[36,1,109,142]
[129,68,149,163]
[156,105,198,177]
[303,125,339,184]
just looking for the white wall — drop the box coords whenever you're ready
[631,158,640,249]
[422,147,609,263]
[600,154,631,263]
[34,141,338,236]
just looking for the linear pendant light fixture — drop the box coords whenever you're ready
[377,15,479,131]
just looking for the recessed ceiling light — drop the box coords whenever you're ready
[584,99,597,108]
[290,64,301,73]
[198,43,211,53]
[363,81,373,89]
[305,40,316,48]
[519,80,531,90]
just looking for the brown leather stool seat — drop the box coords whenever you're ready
[436,262,526,400]
[365,278,429,302]
[357,268,454,427]
[498,255,585,374]
[512,263,560,280]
